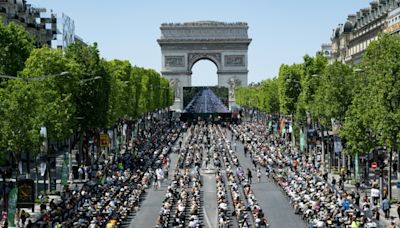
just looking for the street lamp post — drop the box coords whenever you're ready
[0,72,71,197]
[0,72,70,81]
[76,75,102,170]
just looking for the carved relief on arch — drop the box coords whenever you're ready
[187,53,222,70]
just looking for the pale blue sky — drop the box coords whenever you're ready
[30,0,369,86]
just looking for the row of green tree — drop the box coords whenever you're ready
[236,33,400,159]
[0,21,174,167]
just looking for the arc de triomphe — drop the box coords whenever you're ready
[157,21,251,111]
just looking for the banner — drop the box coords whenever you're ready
[273,123,278,135]
[300,129,305,152]
[100,134,109,148]
[334,138,343,155]
[355,152,359,181]
[40,162,46,177]
[18,161,22,175]
[7,187,18,227]
[281,126,286,137]
[279,118,285,134]
[40,127,48,154]
[17,179,34,209]
[122,123,128,137]
[61,156,69,186]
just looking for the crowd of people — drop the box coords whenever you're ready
[157,123,204,228]
[21,113,395,228]
[29,117,181,228]
[217,126,268,228]
[231,122,380,228]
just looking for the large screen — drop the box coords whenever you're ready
[183,86,229,113]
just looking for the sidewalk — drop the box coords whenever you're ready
[15,148,85,225]
[327,172,398,227]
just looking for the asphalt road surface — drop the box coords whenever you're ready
[183,87,229,113]
[130,127,306,228]
[230,131,306,228]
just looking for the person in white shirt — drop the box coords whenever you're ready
[371,187,380,205]
[156,167,164,189]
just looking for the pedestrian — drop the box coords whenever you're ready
[20,209,27,227]
[397,203,400,219]
[265,166,270,180]
[346,169,351,183]
[26,219,33,228]
[323,172,328,182]
[247,168,252,184]
[252,159,257,170]
[382,197,391,219]
[156,167,164,189]
[374,207,380,221]
[257,168,261,183]
[294,159,299,170]
[371,185,380,206]
[78,166,84,181]
[244,146,248,157]
[153,173,158,190]
[355,191,360,207]
[16,208,20,227]
[332,178,336,187]
[338,177,343,190]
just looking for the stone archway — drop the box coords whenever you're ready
[158,21,251,110]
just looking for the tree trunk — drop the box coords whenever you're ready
[26,151,30,178]
[78,129,83,167]
[389,148,393,199]
[328,139,332,173]
[348,155,351,177]
[338,152,341,174]
[321,126,325,172]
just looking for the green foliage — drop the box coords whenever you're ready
[64,42,110,130]
[313,61,354,126]
[0,81,40,158]
[296,54,327,125]
[340,86,377,154]
[235,86,257,108]
[334,34,400,154]
[106,62,171,126]
[105,60,133,124]
[361,34,400,150]
[21,47,76,142]
[0,21,34,77]
[278,64,302,115]
[258,78,280,113]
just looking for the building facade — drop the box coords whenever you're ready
[0,0,82,49]
[385,7,400,34]
[330,0,400,64]
[317,43,332,62]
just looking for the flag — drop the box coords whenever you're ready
[279,118,285,134]
[7,187,18,227]
[61,156,69,186]
[300,129,305,152]
[281,126,286,137]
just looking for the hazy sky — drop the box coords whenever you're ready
[30,0,369,86]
